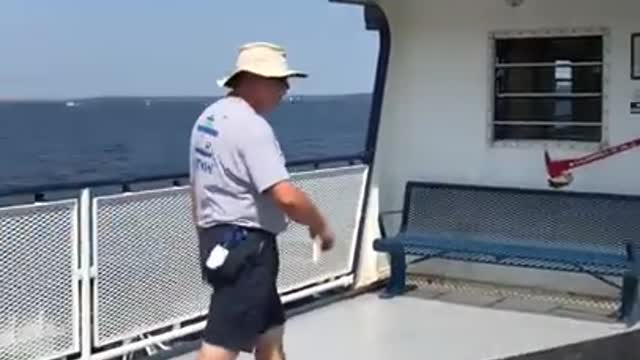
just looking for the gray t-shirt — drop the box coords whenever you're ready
[189,96,290,234]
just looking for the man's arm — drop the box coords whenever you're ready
[266,180,334,249]
[188,129,198,228]
[189,183,198,227]
[239,124,334,248]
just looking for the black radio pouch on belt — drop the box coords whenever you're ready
[209,226,264,283]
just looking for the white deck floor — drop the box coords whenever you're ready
[171,292,631,360]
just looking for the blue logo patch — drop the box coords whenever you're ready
[197,115,219,137]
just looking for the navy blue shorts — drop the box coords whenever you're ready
[197,225,285,353]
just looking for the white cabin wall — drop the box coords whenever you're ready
[376,0,640,200]
[359,0,415,284]
[369,0,640,295]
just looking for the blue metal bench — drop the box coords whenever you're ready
[373,181,640,325]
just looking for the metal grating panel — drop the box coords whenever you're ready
[92,165,367,346]
[405,185,639,257]
[92,188,211,347]
[277,165,367,293]
[0,200,79,360]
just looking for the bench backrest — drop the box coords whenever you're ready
[401,182,640,257]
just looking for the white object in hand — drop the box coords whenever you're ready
[206,245,229,270]
[312,239,322,264]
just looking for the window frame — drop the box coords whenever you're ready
[486,26,610,150]
[632,33,640,80]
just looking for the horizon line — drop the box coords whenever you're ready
[0,92,373,102]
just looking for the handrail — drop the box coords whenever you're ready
[287,152,366,168]
[0,152,366,199]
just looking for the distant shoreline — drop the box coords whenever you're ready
[0,93,372,104]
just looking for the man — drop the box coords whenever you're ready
[189,42,336,360]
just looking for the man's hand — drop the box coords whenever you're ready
[309,225,335,251]
[267,180,335,251]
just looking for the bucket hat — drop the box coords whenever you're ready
[217,42,307,88]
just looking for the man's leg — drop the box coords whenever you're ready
[198,227,266,358]
[255,237,286,360]
[197,343,238,360]
[254,326,285,360]
[200,285,260,359]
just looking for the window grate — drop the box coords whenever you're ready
[490,30,605,144]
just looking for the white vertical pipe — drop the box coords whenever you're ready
[80,188,93,360]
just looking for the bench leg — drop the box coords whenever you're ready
[620,273,640,326]
[378,241,416,299]
[620,244,640,326]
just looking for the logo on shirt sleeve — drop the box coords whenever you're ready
[194,157,215,174]
[195,147,212,157]
[194,140,213,158]
[197,115,219,137]
[193,139,216,174]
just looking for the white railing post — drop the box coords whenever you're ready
[79,188,93,360]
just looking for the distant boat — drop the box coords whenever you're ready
[65,101,77,107]
[287,96,302,103]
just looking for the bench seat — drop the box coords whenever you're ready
[375,232,629,272]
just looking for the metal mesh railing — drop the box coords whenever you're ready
[277,165,367,293]
[91,165,368,347]
[92,188,212,347]
[0,201,79,360]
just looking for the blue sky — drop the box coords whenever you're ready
[0,0,378,99]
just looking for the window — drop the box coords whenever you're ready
[490,30,606,144]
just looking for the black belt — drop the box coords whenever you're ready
[213,224,274,235]
[208,224,275,242]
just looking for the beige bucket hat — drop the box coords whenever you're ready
[217,42,308,88]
